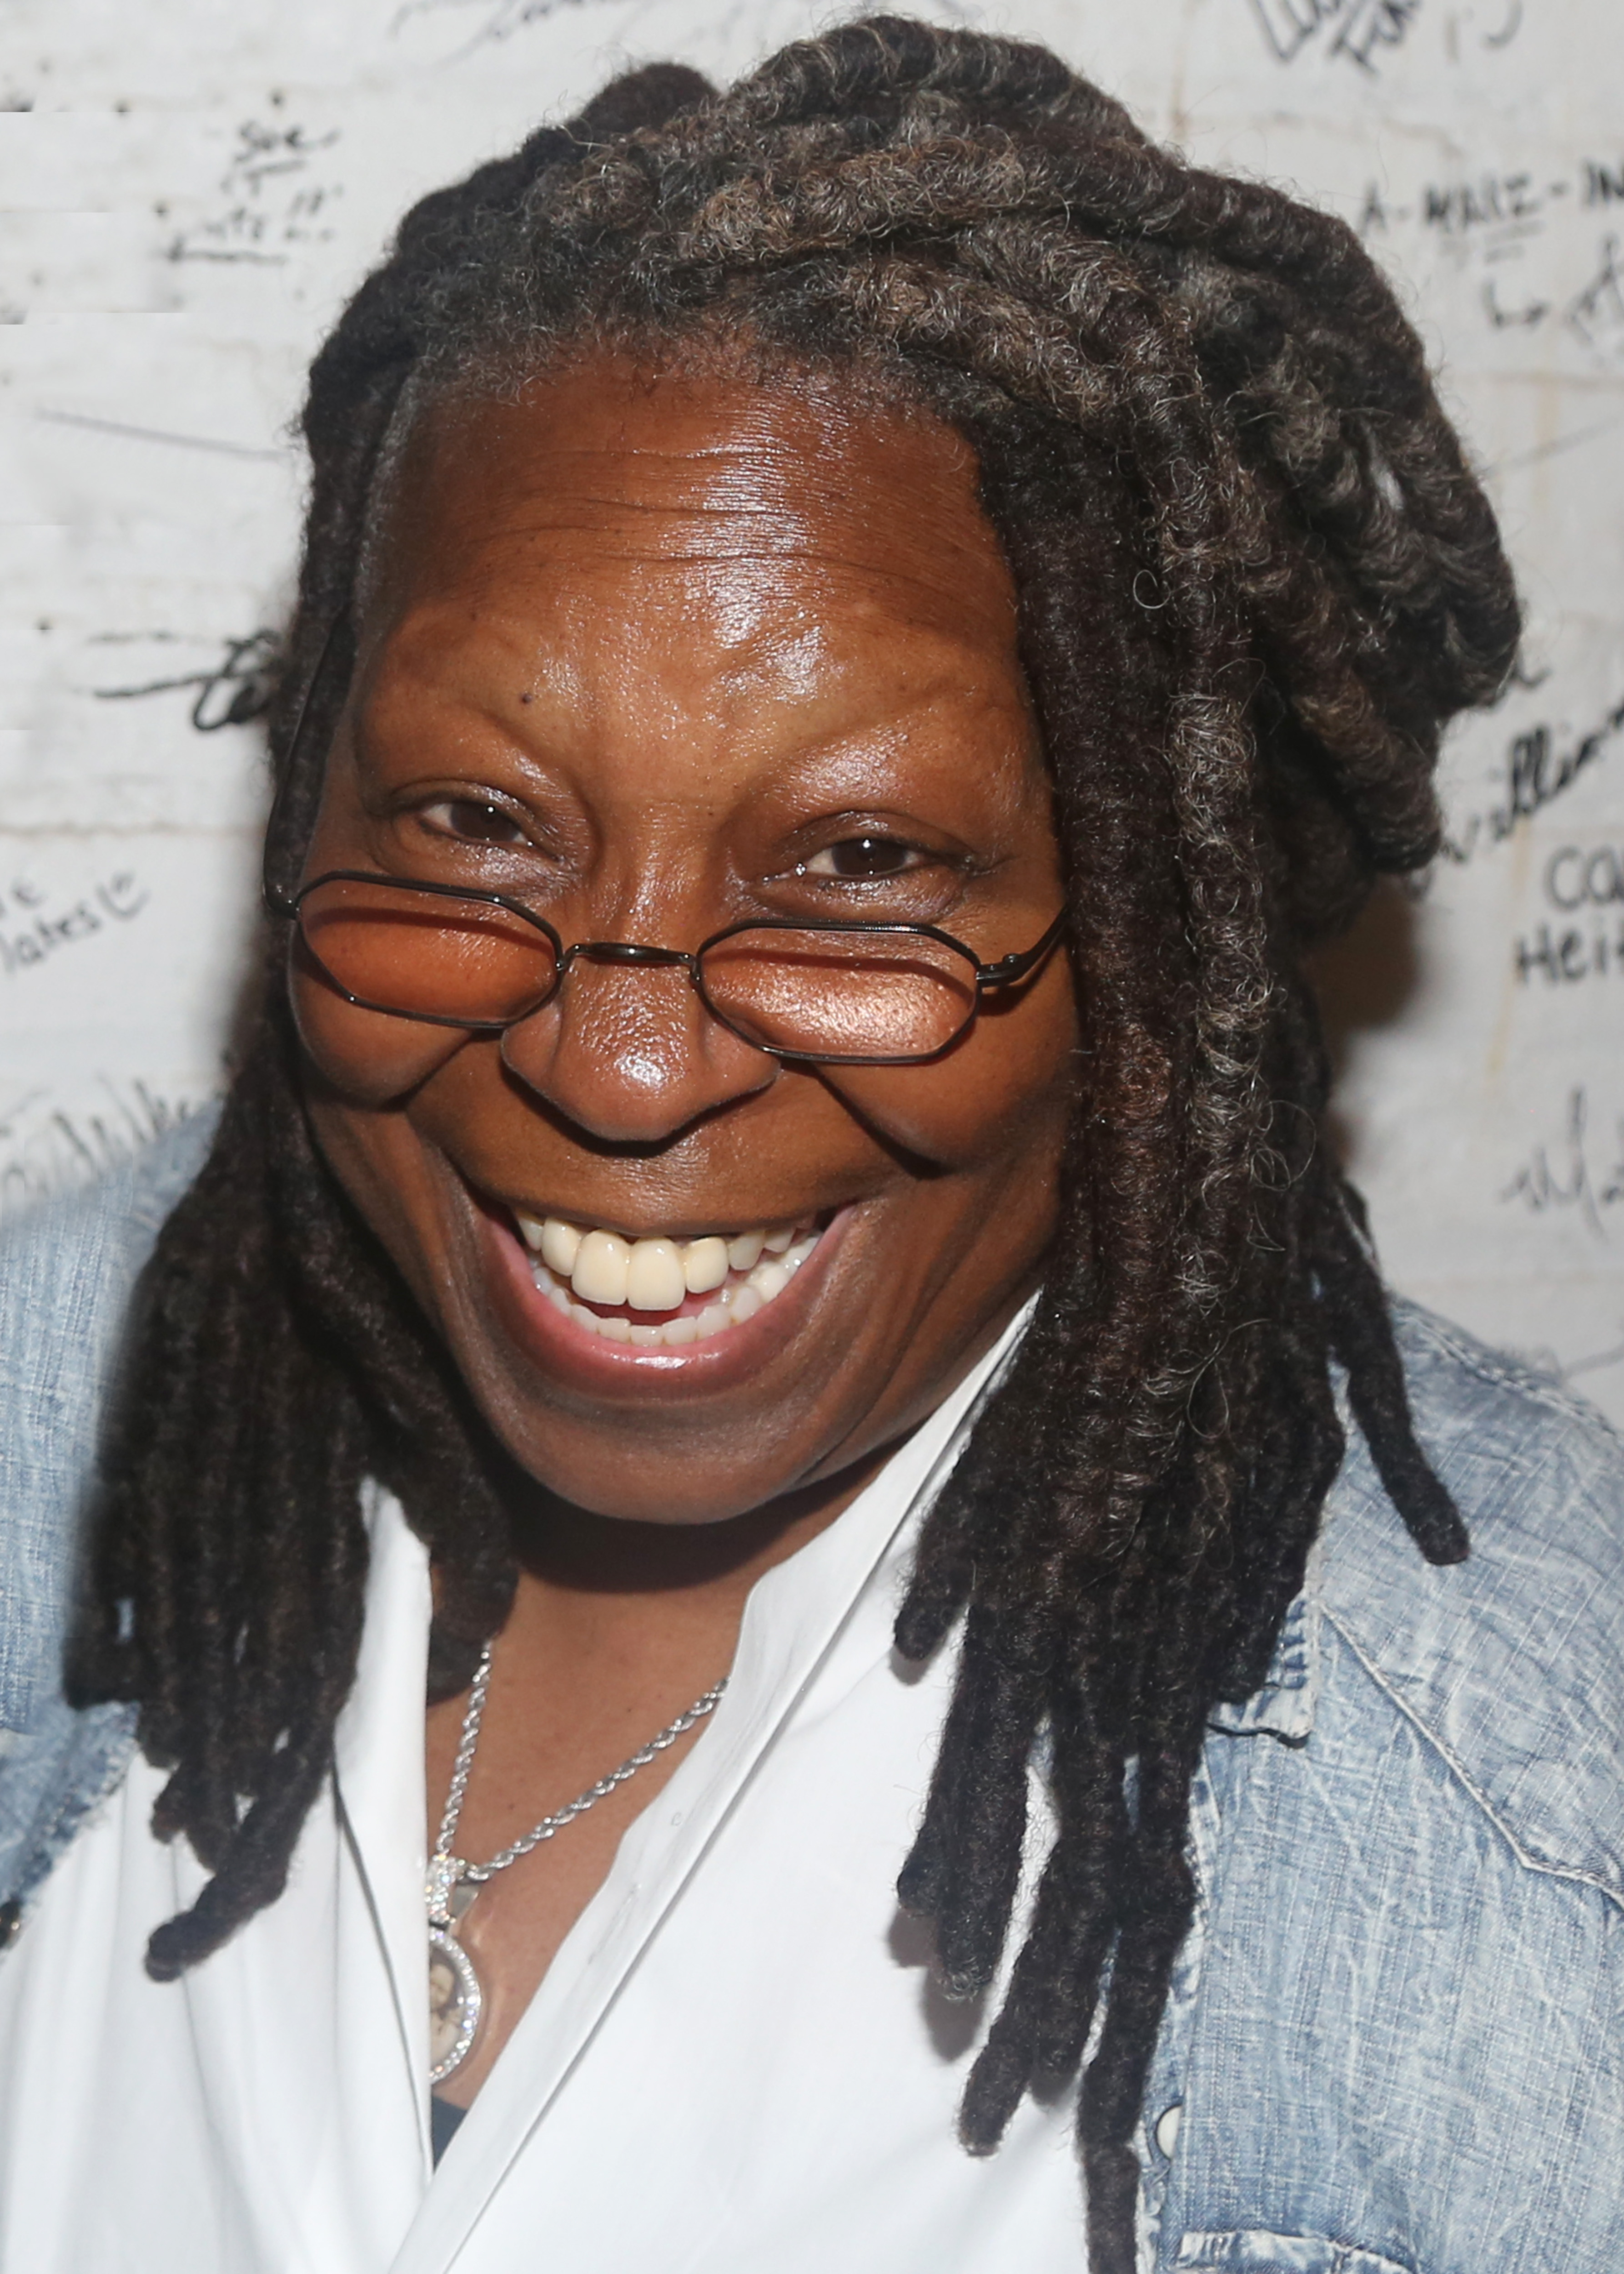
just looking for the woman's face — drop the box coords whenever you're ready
[294,356,1079,1524]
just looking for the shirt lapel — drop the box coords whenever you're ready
[332,1483,437,2182]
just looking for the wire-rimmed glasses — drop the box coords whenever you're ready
[273,869,1065,1068]
[264,614,1065,1067]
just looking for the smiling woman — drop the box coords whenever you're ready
[2,18,1622,2274]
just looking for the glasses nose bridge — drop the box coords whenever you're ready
[551,937,704,1012]
[558,936,699,975]
[501,927,776,1136]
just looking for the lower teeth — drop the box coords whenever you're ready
[533,1230,820,1347]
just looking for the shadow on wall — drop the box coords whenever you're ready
[1307,877,1422,1174]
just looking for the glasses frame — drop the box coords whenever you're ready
[277,868,1067,1068]
[263,612,1066,1069]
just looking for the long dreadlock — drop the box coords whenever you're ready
[72,23,1519,2270]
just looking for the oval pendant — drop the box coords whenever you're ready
[428,1926,484,2083]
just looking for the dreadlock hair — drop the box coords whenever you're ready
[72,22,1519,2270]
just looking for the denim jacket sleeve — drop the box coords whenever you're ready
[0,1113,217,1925]
[1141,1303,1624,2274]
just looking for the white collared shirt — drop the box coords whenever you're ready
[0,1316,1086,2273]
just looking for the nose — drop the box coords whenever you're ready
[498,953,777,1142]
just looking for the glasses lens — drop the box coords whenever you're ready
[699,927,977,1062]
[298,877,558,1026]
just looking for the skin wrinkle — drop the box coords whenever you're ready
[375,403,1009,621]
[71,28,1519,2274]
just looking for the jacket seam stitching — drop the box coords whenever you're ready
[1393,1302,1624,1450]
[1322,1604,1624,1912]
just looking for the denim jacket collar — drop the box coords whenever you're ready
[1205,1555,1323,1748]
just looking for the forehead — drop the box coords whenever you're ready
[362,356,1020,655]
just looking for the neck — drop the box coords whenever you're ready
[500,1439,903,1609]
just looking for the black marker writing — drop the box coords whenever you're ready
[94,629,280,731]
[1513,921,1624,987]
[0,874,150,977]
[1500,1087,1624,1237]
[1544,843,1624,908]
[0,878,46,921]
[1568,235,1624,357]
[0,1081,199,1216]
[1357,158,1624,343]
[1439,688,1624,864]
[1423,170,1544,233]
[392,0,624,50]
[1250,0,1421,71]
[166,116,342,268]
[1485,279,1550,328]
[1516,842,1624,983]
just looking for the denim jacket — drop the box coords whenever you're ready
[2,1119,1621,2274]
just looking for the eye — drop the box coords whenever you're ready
[798,835,926,880]
[417,797,528,846]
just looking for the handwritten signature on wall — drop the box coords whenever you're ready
[1437,684,1624,866]
[0,1079,199,1218]
[165,113,342,270]
[1500,1085,1624,1236]
[391,0,689,56]
[1249,0,1425,74]
[0,873,150,978]
[1362,158,1624,246]
[1361,154,1624,352]
[1511,838,1624,989]
[92,629,280,731]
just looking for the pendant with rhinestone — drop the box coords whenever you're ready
[426,1852,484,2084]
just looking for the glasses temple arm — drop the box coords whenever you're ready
[974,910,1068,988]
[261,612,352,919]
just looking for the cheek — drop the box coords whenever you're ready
[288,941,469,1106]
[302,1087,458,1342]
[820,966,1080,1168]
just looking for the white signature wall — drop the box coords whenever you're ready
[4,0,1622,1415]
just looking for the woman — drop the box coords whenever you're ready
[1,18,1619,2273]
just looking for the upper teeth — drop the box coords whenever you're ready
[513,1208,820,1343]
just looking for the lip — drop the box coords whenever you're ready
[473,1187,856,1399]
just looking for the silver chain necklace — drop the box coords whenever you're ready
[426,1638,727,2083]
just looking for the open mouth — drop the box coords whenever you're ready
[513,1210,825,1349]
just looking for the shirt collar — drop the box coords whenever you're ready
[1206,1371,1370,1746]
